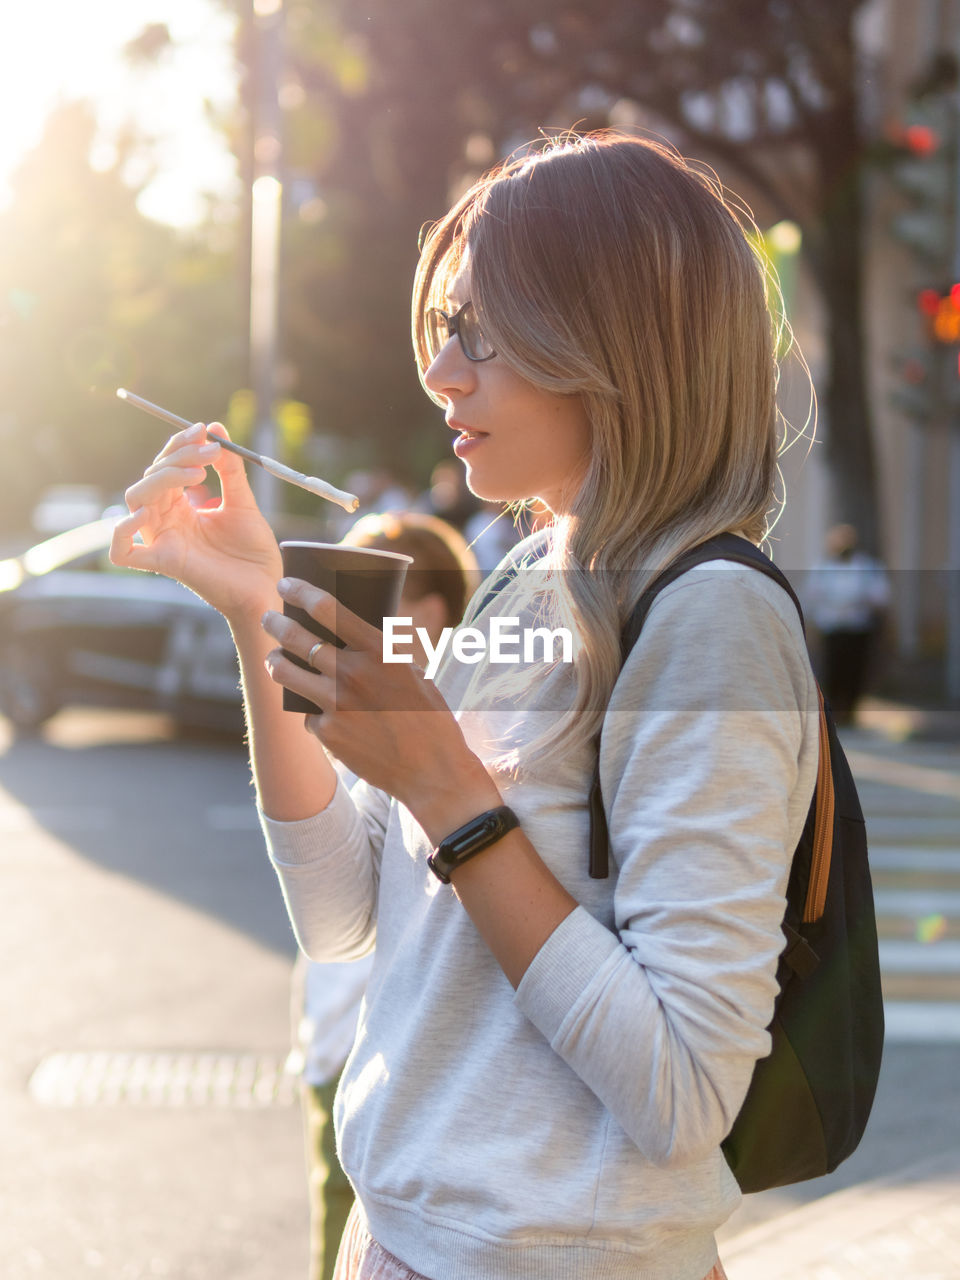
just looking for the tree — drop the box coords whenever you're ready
[523,0,888,552]
[213,0,883,534]
[0,102,246,534]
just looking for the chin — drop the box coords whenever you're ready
[463,473,527,505]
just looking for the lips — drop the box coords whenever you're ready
[447,418,487,439]
[451,427,487,459]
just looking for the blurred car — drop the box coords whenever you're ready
[0,518,243,733]
[32,483,106,535]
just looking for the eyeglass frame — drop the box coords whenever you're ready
[424,301,497,363]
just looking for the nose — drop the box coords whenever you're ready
[423,334,475,401]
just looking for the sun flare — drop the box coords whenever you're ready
[0,0,238,227]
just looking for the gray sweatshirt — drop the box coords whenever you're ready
[260,549,820,1280]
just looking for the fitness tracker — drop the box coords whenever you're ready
[427,806,520,884]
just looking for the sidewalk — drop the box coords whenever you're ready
[858,694,960,743]
[720,1146,960,1279]
[722,706,960,1279]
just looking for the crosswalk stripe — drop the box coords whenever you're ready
[869,848,960,872]
[883,1001,960,1042]
[866,817,960,840]
[847,749,960,798]
[878,940,960,973]
[874,888,960,915]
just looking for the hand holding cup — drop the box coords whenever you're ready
[278,541,413,714]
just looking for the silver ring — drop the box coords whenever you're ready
[307,641,324,668]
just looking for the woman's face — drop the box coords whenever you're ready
[422,267,592,515]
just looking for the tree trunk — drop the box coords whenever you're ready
[814,159,882,554]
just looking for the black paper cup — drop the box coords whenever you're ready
[279,541,413,714]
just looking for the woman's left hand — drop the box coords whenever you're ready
[261,578,501,829]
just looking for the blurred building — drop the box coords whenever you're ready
[865,0,960,692]
[760,0,960,699]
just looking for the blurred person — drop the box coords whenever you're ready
[112,133,821,1280]
[292,511,478,1280]
[334,470,413,537]
[416,457,480,532]
[417,458,543,571]
[804,523,891,725]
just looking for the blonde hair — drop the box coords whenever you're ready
[412,131,807,768]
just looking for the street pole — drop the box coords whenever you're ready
[949,51,960,700]
[249,0,283,517]
[900,421,925,659]
[949,399,960,698]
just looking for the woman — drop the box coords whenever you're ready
[112,133,819,1280]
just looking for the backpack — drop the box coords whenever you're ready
[479,532,885,1193]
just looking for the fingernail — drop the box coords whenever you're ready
[197,442,220,456]
[277,578,292,594]
[186,422,204,438]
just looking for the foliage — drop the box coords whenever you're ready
[0,102,245,535]
[228,0,880,535]
[1,1,883,543]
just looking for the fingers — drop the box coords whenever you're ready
[109,507,156,570]
[127,421,245,511]
[263,644,337,711]
[109,508,141,564]
[145,425,221,479]
[275,578,383,653]
[126,424,217,515]
[204,422,257,505]
[122,467,201,526]
[305,639,327,669]
[261,609,340,679]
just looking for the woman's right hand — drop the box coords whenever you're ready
[110,421,283,622]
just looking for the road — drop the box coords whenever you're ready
[0,709,308,1280]
[1,704,959,1276]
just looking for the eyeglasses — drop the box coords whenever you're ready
[424,301,496,363]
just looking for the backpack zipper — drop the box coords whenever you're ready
[803,687,834,924]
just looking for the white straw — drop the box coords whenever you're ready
[116,388,359,513]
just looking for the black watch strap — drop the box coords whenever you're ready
[427,806,519,884]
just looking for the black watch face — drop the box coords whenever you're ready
[429,808,516,882]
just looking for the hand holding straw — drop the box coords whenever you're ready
[116,388,359,513]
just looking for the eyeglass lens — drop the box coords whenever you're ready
[425,303,494,362]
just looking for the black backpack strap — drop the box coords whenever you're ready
[465,532,805,881]
[619,534,805,656]
[590,535,805,879]
[470,563,519,621]
[466,528,553,623]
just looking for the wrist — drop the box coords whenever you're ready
[427,806,519,884]
[226,593,282,642]
[407,755,503,846]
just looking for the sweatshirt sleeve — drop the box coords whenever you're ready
[514,568,818,1167]
[258,775,392,962]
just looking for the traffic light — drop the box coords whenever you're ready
[886,101,955,264]
[889,344,938,421]
[883,73,959,422]
[917,285,960,343]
